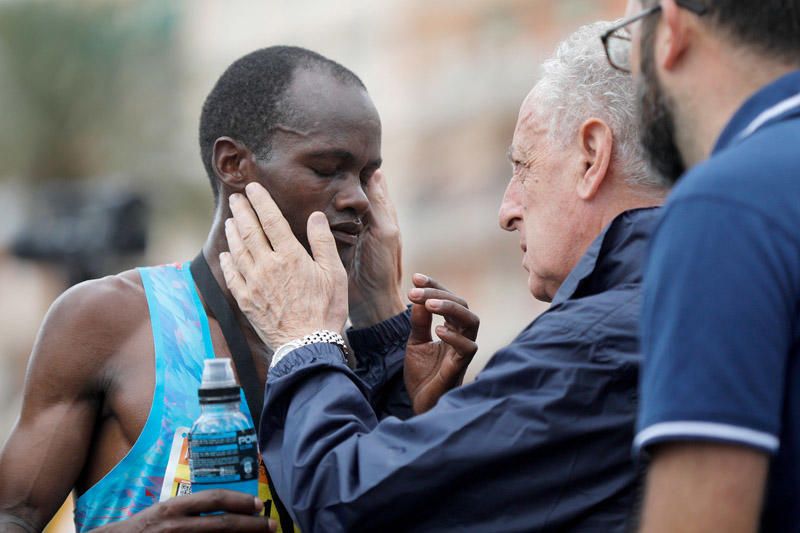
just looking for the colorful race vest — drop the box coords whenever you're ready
[74,262,295,532]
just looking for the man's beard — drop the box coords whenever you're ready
[636,19,686,186]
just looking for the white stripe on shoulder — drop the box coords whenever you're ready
[634,421,779,452]
[739,92,800,139]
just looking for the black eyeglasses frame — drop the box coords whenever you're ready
[601,1,709,73]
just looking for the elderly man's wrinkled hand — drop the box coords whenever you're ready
[348,170,405,328]
[404,274,479,414]
[220,183,349,349]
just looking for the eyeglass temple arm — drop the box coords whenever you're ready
[676,0,709,15]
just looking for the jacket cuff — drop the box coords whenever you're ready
[268,342,348,380]
[264,342,371,429]
[347,307,411,366]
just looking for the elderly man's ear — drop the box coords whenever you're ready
[575,118,613,201]
[212,136,258,192]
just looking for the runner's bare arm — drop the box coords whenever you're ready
[0,273,276,533]
[0,276,135,532]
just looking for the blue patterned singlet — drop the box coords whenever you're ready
[73,262,292,531]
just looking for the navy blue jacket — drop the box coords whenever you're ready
[260,208,660,532]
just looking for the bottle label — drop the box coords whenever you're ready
[162,427,295,530]
[188,429,259,485]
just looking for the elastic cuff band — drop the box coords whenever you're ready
[347,308,411,359]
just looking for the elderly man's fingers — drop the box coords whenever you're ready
[307,211,342,272]
[366,171,395,219]
[408,302,433,346]
[408,287,469,309]
[224,218,256,273]
[220,252,250,307]
[244,182,297,252]
[375,171,400,223]
[425,299,480,340]
[229,193,272,257]
[365,170,384,205]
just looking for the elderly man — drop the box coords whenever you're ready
[222,22,666,532]
[608,0,800,531]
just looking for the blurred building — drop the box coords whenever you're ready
[0,1,628,531]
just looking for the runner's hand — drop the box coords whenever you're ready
[93,490,276,532]
[405,274,479,414]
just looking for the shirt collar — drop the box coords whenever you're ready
[714,70,800,153]
[550,207,661,307]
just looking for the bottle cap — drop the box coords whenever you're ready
[200,358,238,390]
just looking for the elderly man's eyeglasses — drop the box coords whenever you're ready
[601,1,709,74]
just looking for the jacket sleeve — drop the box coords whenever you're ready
[347,308,413,420]
[259,314,641,532]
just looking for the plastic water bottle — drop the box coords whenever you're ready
[188,358,259,496]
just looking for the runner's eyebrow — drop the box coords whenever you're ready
[306,149,382,169]
[306,149,353,160]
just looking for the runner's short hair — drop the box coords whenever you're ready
[198,46,365,202]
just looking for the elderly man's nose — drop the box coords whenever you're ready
[499,181,522,231]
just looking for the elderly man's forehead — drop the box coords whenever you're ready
[514,90,551,141]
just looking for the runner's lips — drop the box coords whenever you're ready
[330,221,363,246]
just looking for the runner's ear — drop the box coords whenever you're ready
[213,137,255,195]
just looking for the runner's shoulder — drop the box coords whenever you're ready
[27,269,150,395]
[41,268,148,348]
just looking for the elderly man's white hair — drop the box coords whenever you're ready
[535,21,663,191]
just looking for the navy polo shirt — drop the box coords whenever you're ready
[637,70,800,530]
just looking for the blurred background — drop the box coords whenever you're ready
[0,0,626,530]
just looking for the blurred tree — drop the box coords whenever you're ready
[0,0,180,183]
